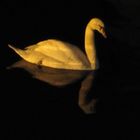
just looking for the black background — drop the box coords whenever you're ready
[1,0,140,139]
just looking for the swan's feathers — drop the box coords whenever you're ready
[26,39,90,66]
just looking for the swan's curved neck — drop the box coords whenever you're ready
[85,25,97,69]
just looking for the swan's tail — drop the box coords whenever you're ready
[8,44,20,53]
[8,44,27,59]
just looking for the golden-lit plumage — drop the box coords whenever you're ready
[9,18,106,70]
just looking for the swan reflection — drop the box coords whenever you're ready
[8,60,97,114]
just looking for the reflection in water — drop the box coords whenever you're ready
[79,72,97,114]
[8,60,97,114]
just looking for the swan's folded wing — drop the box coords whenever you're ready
[25,44,39,51]
[34,39,90,67]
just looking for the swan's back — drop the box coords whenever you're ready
[27,39,90,67]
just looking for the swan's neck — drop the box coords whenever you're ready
[85,26,97,69]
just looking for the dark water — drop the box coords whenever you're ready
[1,0,140,139]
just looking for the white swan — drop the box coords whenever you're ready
[9,18,106,70]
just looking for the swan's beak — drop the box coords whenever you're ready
[102,29,107,38]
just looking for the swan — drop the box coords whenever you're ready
[8,18,106,70]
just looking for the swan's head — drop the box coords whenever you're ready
[88,18,107,38]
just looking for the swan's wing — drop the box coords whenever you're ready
[24,40,66,63]
[34,39,90,66]
[25,44,39,51]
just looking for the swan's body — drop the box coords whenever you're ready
[9,18,106,70]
